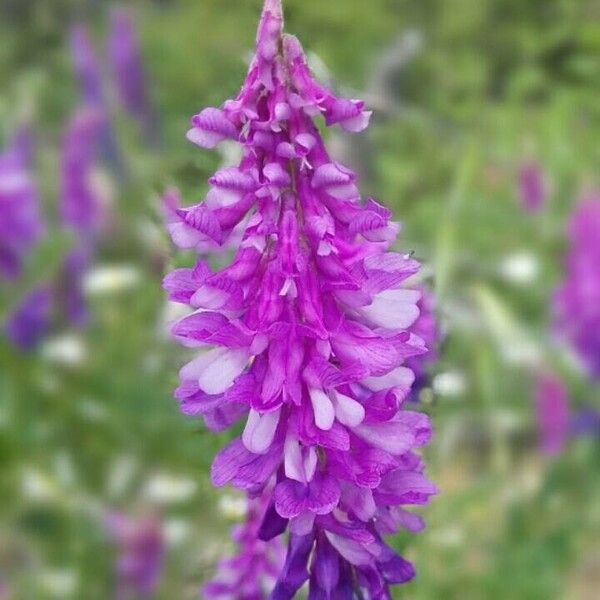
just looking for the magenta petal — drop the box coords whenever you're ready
[274,479,309,519]
[376,471,439,505]
[306,473,340,515]
[189,107,238,148]
[211,438,252,487]
[353,420,415,455]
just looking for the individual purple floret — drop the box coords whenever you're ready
[106,512,164,599]
[164,1,437,597]
[518,160,547,213]
[108,8,156,140]
[203,493,285,599]
[554,194,600,379]
[534,371,569,456]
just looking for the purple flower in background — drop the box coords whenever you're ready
[571,407,600,438]
[518,160,547,213]
[60,107,106,234]
[108,8,157,141]
[534,371,569,455]
[5,287,52,350]
[106,512,164,599]
[165,1,437,596]
[70,24,105,107]
[203,493,285,599]
[69,23,125,179]
[1,128,50,349]
[554,194,600,379]
[0,128,44,280]
[59,247,91,326]
[58,107,105,326]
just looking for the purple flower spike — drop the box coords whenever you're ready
[70,24,105,107]
[108,8,158,141]
[69,23,125,178]
[107,512,164,599]
[518,160,547,213]
[0,128,44,280]
[1,128,50,349]
[554,194,600,379]
[60,107,106,234]
[58,107,105,326]
[535,371,569,455]
[165,1,437,596]
[203,493,285,599]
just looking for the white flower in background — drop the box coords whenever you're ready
[503,339,541,366]
[83,263,141,296]
[433,371,467,397]
[41,334,86,366]
[499,251,539,284]
[39,568,78,596]
[218,494,247,520]
[106,455,139,499]
[22,468,58,502]
[78,398,108,422]
[164,518,190,547]
[143,472,197,504]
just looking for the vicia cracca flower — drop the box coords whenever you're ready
[70,24,105,108]
[534,370,600,455]
[164,1,437,597]
[108,8,157,143]
[554,194,600,379]
[69,22,124,178]
[1,127,51,349]
[58,107,106,325]
[0,128,44,280]
[106,511,164,599]
[60,108,106,234]
[518,160,547,213]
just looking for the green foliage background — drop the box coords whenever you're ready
[1,0,599,598]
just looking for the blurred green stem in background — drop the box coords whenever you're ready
[434,139,478,305]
